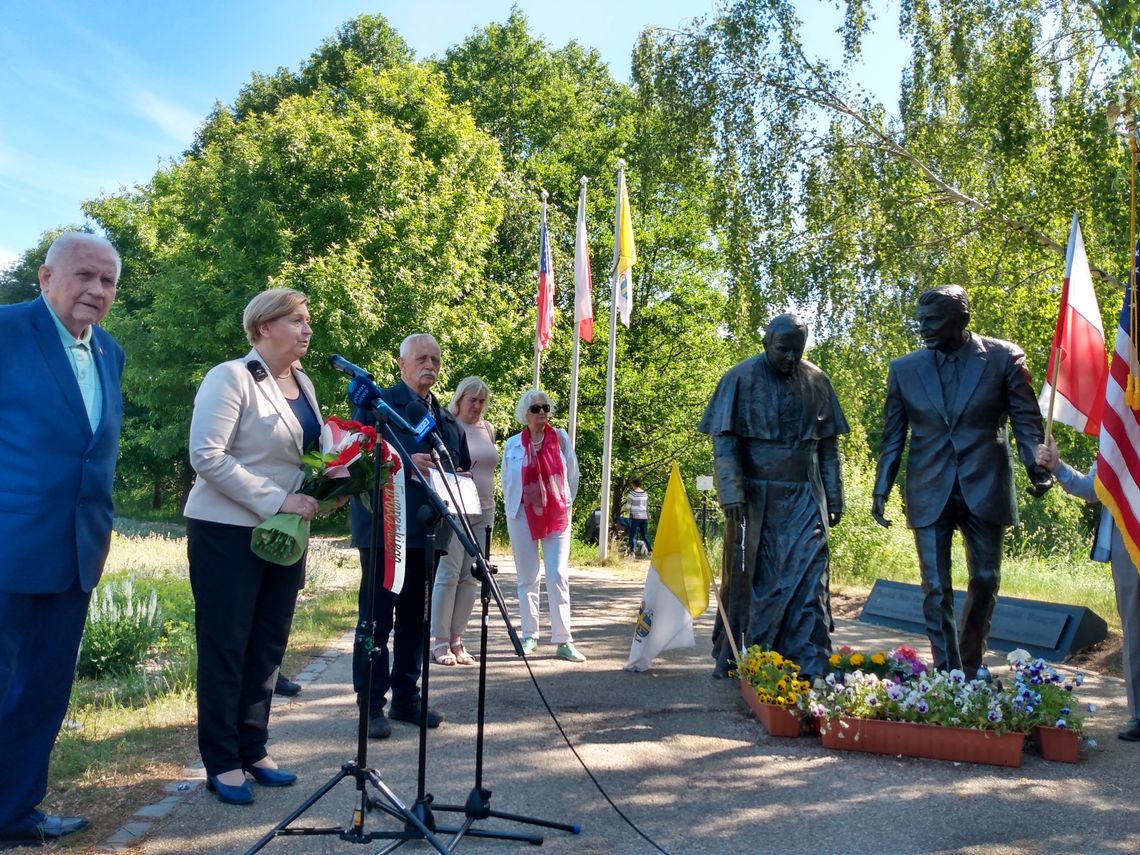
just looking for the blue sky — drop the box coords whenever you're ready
[0,0,907,267]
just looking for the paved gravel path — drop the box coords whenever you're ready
[85,555,1140,855]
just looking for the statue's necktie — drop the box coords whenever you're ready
[940,353,959,414]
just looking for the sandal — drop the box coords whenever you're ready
[450,639,476,666]
[431,642,457,666]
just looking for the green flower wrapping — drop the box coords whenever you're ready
[250,512,310,566]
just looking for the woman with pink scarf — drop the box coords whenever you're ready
[500,388,583,662]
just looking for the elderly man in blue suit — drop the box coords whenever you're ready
[0,232,124,848]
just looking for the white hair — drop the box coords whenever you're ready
[45,232,122,279]
[513,388,555,424]
[400,333,438,357]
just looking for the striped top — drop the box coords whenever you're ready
[628,488,649,520]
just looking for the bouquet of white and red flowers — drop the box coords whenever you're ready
[251,416,394,565]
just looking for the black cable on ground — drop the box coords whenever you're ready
[517,650,671,855]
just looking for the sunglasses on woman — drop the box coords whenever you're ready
[528,404,551,413]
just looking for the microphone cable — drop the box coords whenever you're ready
[513,642,671,854]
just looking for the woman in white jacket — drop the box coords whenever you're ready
[184,288,321,804]
[501,388,584,662]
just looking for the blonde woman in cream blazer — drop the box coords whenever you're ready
[185,288,323,806]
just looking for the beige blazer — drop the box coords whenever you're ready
[184,348,322,527]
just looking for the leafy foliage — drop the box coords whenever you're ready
[78,577,163,678]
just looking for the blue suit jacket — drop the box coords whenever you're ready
[0,297,124,593]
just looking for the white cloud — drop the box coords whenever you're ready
[0,247,19,270]
[132,88,202,142]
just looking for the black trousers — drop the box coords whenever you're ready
[353,547,436,714]
[912,482,1003,676]
[188,518,304,776]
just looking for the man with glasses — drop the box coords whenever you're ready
[698,313,848,681]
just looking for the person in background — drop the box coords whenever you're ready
[431,377,498,666]
[626,478,651,556]
[501,389,584,662]
[184,288,321,805]
[0,233,124,847]
[1036,437,1140,741]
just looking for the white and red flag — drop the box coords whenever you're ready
[536,218,555,352]
[1038,213,1108,435]
[1096,236,1140,569]
[573,184,594,342]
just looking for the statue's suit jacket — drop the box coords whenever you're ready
[874,332,1044,529]
[0,296,124,594]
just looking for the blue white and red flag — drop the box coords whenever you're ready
[1095,236,1140,569]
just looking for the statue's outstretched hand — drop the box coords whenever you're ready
[723,503,745,524]
[1027,465,1054,498]
[871,493,891,528]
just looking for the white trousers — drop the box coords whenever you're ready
[505,510,573,643]
[431,507,495,642]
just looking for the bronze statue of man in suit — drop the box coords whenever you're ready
[873,285,1053,677]
[699,313,848,679]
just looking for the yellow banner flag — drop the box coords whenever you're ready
[624,462,712,671]
[615,169,636,327]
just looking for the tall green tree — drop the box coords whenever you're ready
[438,11,733,521]
[89,16,503,507]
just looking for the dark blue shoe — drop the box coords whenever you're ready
[206,774,255,804]
[243,763,298,787]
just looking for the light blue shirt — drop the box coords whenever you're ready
[44,299,102,432]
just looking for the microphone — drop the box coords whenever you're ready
[327,354,374,380]
[403,399,438,444]
[343,376,423,436]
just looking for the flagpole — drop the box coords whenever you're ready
[599,162,625,560]
[569,177,588,447]
[534,189,548,389]
[1044,346,1062,442]
[709,577,743,671]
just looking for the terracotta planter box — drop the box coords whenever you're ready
[739,680,803,737]
[820,716,1025,767]
[1034,725,1080,763]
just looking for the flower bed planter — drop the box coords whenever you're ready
[820,716,1025,767]
[739,679,803,737]
[1033,725,1080,763]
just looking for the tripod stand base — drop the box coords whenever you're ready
[243,762,451,855]
[432,784,582,847]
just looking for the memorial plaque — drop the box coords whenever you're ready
[858,579,1107,662]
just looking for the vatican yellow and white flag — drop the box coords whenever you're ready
[624,463,712,671]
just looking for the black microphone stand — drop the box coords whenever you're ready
[244,408,449,855]
[430,525,581,846]
[385,416,580,847]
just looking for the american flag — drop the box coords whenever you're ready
[1095,236,1140,569]
[536,218,554,351]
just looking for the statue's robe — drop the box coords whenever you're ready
[698,354,849,678]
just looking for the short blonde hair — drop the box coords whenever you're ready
[513,388,555,424]
[243,288,308,344]
[448,376,491,416]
